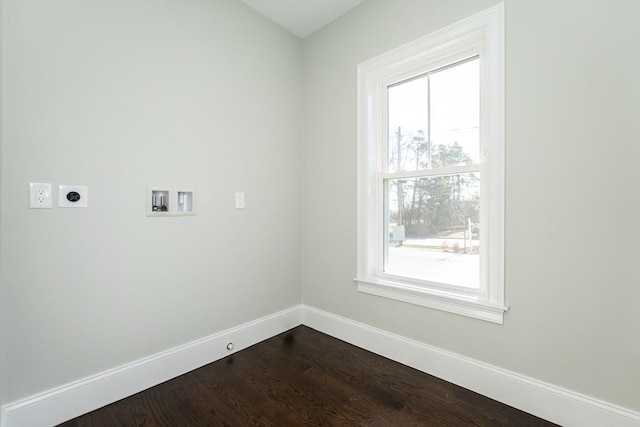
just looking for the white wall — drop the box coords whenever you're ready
[301,0,640,412]
[0,0,301,404]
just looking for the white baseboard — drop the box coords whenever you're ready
[1,305,302,427]
[301,305,640,427]
[2,304,638,427]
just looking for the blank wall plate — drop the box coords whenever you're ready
[235,192,245,209]
[59,185,88,208]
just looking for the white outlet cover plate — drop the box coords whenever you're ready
[59,185,88,208]
[235,192,245,209]
[29,183,53,208]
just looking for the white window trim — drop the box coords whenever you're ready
[355,4,506,323]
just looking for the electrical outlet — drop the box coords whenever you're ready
[58,185,88,208]
[29,183,53,208]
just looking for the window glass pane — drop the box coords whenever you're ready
[387,57,479,172]
[388,76,428,173]
[384,173,480,288]
[430,58,480,166]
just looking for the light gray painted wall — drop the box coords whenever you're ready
[0,0,301,403]
[1,0,639,416]
[301,0,640,411]
[0,0,4,413]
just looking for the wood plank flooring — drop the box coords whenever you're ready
[58,326,558,426]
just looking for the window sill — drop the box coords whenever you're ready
[354,277,508,324]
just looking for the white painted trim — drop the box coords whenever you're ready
[356,278,507,324]
[0,407,7,427]
[1,306,302,427]
[3,304,638,427]
[301,305,640,427]
[356,3,506,323]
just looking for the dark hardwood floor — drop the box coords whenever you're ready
[58,326,557,426]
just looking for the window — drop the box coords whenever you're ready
[356,4,506,323]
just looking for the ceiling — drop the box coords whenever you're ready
[241,0,364,39]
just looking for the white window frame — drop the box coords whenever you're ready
[355,4,506,323]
